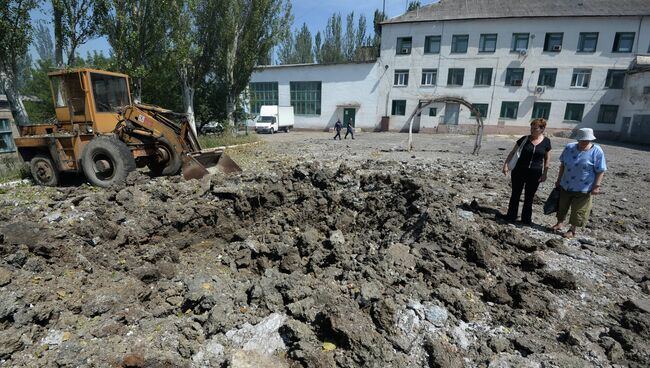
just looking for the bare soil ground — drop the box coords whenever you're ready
[1,131,649,367]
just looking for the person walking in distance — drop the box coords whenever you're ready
[502,118,552,225]
[551,128,607,239]
[344,118,355,140]
[333,119,342,140]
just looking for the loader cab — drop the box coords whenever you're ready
[48,68,132,133]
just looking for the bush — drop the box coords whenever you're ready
[0,156,29,183]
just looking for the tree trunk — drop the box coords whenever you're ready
[227,93,236,137]
[225,26,242,131]
[133,77,142,103]
[179,67,197,135]
[1,73,30,126]
[53,0,64,66]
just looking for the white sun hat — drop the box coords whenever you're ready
[575,128,596,141]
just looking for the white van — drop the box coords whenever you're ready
[255,105,295,133]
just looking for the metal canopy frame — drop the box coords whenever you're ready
[405,96,485,155]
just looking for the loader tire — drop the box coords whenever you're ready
[81,136,136,188]
[146,137,182,176]
[30,154,60,186]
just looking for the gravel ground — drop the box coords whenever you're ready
[0,131,649,367]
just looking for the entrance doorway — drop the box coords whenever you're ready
[444,103,459,125]
[343,108,356,127]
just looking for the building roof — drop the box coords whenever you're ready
[254,59,376,71]
[383,0,650,24]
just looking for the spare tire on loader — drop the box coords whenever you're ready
[81,136,136,188]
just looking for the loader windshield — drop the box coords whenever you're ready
[91,73,130,112]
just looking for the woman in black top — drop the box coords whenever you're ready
[502,118,552,224]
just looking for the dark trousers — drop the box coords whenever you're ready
[334,130,341,140]
[507,168,542,223]
[345,129,354,139]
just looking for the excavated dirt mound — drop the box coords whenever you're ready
[1,157,649,367]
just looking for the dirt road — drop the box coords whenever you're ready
[1,132,648,367]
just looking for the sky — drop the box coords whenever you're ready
[29,0,426,60]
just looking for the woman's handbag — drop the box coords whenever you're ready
[544,187,561,215]
[507,137,528,171]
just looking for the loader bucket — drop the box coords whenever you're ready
[181,150,242,180]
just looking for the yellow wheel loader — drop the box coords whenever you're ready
[14,68,240,187]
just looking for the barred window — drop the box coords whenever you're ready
[290,81,321,115]
[249,82,279,114]
[470,104,488,118]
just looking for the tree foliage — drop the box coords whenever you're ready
[52,0,108,66]
[407,1,421,11]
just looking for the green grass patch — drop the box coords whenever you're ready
[198,133,259,149]
[0,156,29,183]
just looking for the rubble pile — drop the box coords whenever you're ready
[0,160,649,367]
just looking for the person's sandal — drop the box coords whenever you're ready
[551,224,563,233]
[563,230,575,239]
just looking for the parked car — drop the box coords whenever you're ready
[200,121,224,135]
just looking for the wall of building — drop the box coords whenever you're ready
[619,69,650,142]
[250,15,650,136]
[250,62,383,130]
[380,16,650,134]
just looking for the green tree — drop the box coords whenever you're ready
[51,0,108,66]
[407,1,421,11]
[33,21,55,62]
[169,0,222,133]
[343,12,355,61]
[212,0,292,129]
[313,31,322,63]
[372,9,387,57]
[0,0,38,125]
[294,23,313,63]
[102,0,173,102]
[319,13,343,63]
[277,29,296,64]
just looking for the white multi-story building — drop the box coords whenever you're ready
[250,0,650,141]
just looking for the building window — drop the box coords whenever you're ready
[564,103,585,122]
[289,81,321,115]
[511,33,529,51]
[421,69,437,86]
[571,69,591,88]
[505,68,524,86]
[612,32,635,53]
[605,70,626,89]
[537,68,557,87]
[429,107,437,116]
[451,34,469,53]
[577,32,598,52]
[470,104,488,118]
[474,68,493,86]
[396,37,412,54]
[597,104,619,124]
[544,33,563,52]
[532,102,552,120]
[392,100,406,115]
[0,119,15,153]
[424,36,441,54]
[249,82,278,114]
[394,70,409,86]
[447,68,464,86]
[479,34,497,52]
[500,102,519,119]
